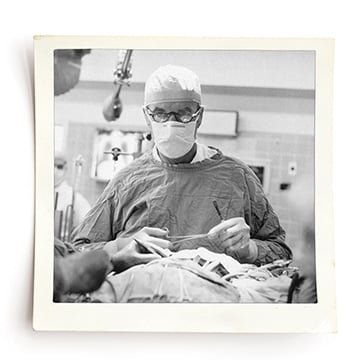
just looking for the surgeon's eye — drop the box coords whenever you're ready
[152,113,168,122]
[178,114,193,123]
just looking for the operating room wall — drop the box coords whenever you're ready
[55,82,314,257]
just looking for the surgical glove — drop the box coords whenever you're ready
[208,217,257,263]
[110,239,161,273]
[132,226,171,249]
[105,226,171,254]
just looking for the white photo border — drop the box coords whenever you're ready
[33,36,336,333]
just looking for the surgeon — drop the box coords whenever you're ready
[72,65,292,266]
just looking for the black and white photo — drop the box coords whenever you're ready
[33,37,335,332]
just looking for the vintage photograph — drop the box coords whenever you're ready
[33,37,335,332]
[53,48,315,304]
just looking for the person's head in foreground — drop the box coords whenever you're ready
[143,64,204,163]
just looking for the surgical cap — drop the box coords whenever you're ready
[144,65,201,106]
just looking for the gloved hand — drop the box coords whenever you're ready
[103,226,170,254]
[131,226,170,249]
[110,239,162,273]
[208,217,257,263]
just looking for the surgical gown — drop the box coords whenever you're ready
[72,148,292,266]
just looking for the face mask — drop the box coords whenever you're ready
[151,120,197,158]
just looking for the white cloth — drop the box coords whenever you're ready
[152,143,217,163]
[55,181,91,228]
[144,65,201,106]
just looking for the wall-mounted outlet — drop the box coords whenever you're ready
[288,161,297,176]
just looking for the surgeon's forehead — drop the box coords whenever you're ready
[148,101,199,112]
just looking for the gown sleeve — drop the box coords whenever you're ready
[243,168,293,266]
[71,183,119,251]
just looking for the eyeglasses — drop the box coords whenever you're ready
[145,106,202,124]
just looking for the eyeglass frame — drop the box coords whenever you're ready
[143,105,204,124]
